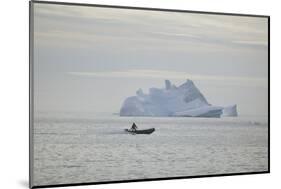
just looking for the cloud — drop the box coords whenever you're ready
[34,3,268,51]
[232,40,268,46]
[67,69,267,87]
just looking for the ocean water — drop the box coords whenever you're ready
[32,113,268,186]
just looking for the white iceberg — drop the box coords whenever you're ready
[173,106,223,118]
[120,79,237,118]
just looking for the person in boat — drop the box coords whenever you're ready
[131,122,138,131]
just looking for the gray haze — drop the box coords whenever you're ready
[33,3,268,116]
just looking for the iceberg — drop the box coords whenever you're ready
[120,79,237,118]
[173,106,223,118]
[222,104,238,117]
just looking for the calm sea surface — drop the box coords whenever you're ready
[33,113,268,186]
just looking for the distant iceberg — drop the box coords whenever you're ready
[120,79,237,118]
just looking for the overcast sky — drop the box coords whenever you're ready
[33,3,268,116]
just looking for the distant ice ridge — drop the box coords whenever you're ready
[120,79,237,118]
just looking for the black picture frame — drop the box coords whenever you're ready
[29,1,270,188]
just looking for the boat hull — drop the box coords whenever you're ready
[125,128,155,134]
